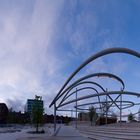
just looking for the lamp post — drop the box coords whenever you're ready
[105,89,108,126]
[54,103,56,132]
[120,89,123,126]
[75,88,78,129]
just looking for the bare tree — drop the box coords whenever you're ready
[101,100,110,117]
[89,106,97,126]
[128,112,135,122]
[32,95,44,133]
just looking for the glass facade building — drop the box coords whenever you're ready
[25,99,43,114]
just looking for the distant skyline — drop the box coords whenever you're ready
[0,0,140,115]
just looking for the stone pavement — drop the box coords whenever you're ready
[50,125,89,140]
[17,125,89,140]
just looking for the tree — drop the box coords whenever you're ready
[101,100,110,116]
[89,106,97,126]
[32,95,44,132]
[128,112,134,122]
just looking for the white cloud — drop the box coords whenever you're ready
[86,56,127,75]
[0,0,134,116]
[65,8,98,57]
[0,0,65,111]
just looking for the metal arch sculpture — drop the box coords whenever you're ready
[62,87,102,111]
[59,91,140,107]
[75,100,138,118]
[57,76,124,122]
[54,72,125,108]
[50,48,140,131]
[56,90,140,126]
[57,80,108,113]
[55,72,124,105]
[58,86,100,108]
[56,72,124,112]
[53,72,124,130]
[75,100,135,111]
[58,81,106,108]
[63,82,104,99]
[57,100,135,113]
[49,48,140,108]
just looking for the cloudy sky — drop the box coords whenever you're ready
[0,0,140,115]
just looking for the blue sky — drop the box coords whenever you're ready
[0,0,140,116]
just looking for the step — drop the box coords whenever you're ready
[78,127,140,134]
[81,132,125,140]
[79,130,140,140]
[79,129,140,136]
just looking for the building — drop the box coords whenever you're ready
[25,96,44,115]
[78,112,89,121]
[96,116,117,125]
[0,103,8,124]
[7,111,30,124]
[43,114,72,124]
[78,111,117,125]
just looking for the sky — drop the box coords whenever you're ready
[0,0,140,117]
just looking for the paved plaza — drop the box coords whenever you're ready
[1,123,140,140]
[0,125,88,140]
[52,125,89,140]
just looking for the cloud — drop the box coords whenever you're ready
[86,55,128,75]
[0,0,138,116]
[69,12,97,55]
[65,8,98,57]
[0,0,65,111]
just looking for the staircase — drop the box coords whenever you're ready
[76,122,140,140]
